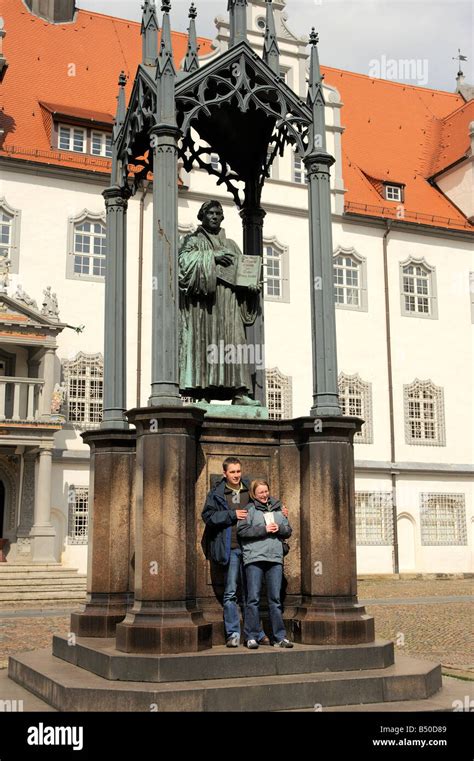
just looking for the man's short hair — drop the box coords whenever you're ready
[198,200,223,221]
[222,456,242,472]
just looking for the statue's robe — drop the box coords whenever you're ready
[178,226,258,399]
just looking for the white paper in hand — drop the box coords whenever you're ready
[263,512,275,526]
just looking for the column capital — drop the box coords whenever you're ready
[149,123,181,140]
[102,186,131,208]
[303,151,335,174]
[38,447,53,458]
[239,206,266,225]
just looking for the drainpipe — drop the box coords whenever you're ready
[382,221,399,574]
[136,182,149,408]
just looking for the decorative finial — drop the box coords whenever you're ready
[263,0,279,75]
[141,0,159,66]
[162,0,171,12]
[183,2,199,73]
[309,28,319,46]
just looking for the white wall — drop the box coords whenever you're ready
[1,3,472,576]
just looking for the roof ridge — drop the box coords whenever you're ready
[439,99,474,123]
[75,6,203,40]
[322,64,463,99]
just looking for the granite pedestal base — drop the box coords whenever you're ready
[70,430,135,638]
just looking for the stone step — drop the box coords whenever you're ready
[0,564,77,572]
[0,667,467,714]
[0,590,87,601]
[279,676,471,712]
[8,648,442,712]
[0,576,86,585]
[0,569,84,576]
[52,635,395,683]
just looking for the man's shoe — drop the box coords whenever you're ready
[258,635,271,646]
[273,638,294,648]
[226,634,240,648]
[246,639,259,649]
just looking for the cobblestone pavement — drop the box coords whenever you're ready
[359,578,473,673]
[0,579,472,673]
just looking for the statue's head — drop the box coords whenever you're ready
[198,200,224,233]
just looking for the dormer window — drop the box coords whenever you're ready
[59,125,86,153]
[384,184,403,202]
[57,124,112,158]
[91,132,112,158]
[41,102,114,160]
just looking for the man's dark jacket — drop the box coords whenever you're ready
[201,477,250,565]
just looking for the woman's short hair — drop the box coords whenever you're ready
[249,479,270,500]
[198,199,223,221]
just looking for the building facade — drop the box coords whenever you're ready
[0,0,472,574]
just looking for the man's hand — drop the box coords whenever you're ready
[282,505,288,518]
[215,252,235,266]
[265,523,279,533]
[236,509,248,520]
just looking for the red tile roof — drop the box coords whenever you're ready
[1,1,472,232]
[0,1,214,172]
[322,67,473,231]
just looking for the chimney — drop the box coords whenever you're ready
[25,0,76,24]
[0,18,8,83]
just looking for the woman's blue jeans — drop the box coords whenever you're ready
[243,561,286,643]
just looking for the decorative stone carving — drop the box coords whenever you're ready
[41,286,60,320]
[0,455,19,532]
[51,382,66,415]
[0,257,11,293]
[13,283,38,311]
[16,537,32,556]
[17,453,35,536]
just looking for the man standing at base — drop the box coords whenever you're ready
[202,457,271,647]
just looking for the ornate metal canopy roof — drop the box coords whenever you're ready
[113,1,321,207]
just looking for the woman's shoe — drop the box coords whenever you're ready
[258,635,271,646]
[246,639,259,649]
[226,634,240,647]
[273,638,294,648]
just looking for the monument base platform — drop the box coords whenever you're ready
[8,640,442,712]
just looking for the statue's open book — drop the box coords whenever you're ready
[216,255,261,289]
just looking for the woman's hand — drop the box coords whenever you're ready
[265,523,279,533]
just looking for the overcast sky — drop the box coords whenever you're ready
[77,0,472,92]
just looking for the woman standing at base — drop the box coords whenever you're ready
[237,479,293,649]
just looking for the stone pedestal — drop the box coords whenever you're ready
[291,417,375,645]
[70,430,136,637]
[195,416,301,643]
[115,407,212,654]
